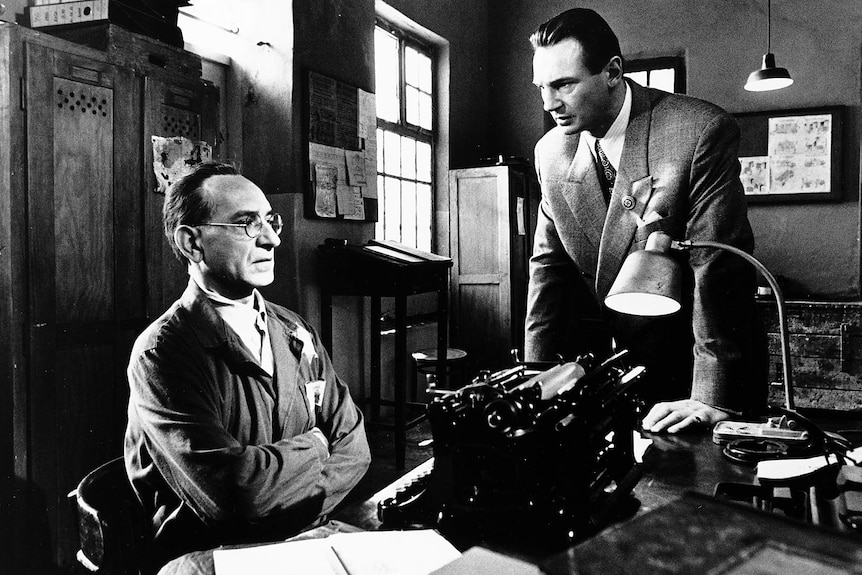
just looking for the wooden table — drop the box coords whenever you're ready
[318,242,452,469]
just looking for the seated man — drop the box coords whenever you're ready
[125,161,371,573]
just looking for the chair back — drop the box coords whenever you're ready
[68,457,151,575]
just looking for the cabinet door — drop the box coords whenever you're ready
[143,76,220,318]
[450,166,516,370]
[25,42,136,566]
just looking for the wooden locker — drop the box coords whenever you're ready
[449,163,539,372]
[0,21,219,572]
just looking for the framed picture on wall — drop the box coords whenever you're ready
[734,106,843,203]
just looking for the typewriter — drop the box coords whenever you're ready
[378,350,646,551]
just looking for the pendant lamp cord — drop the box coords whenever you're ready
[766,0,772,53]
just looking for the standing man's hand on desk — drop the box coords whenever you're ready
[642,400,729,433]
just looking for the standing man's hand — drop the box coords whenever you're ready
[641,399,729,433]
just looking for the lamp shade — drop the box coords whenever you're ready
[744,53,793,92]
[605,232,682,316]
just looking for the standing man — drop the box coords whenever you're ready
[125,161,370,573]
[525,9,766,433]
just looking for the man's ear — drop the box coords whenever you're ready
[606,56,624,87]
[175,225,204,263]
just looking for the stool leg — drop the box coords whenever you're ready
[395,296,407,469]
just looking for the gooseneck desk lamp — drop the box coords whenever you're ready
[604,230,795,412]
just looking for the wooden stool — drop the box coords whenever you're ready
[411,347,469,401]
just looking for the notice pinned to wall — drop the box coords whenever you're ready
[305,70,377,220]
[152,136,212,194]
[735,107,842,203]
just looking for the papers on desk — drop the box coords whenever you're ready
[213,529,461,575]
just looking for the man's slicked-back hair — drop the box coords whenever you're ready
[529,8,622,75]
[163,160,240,262]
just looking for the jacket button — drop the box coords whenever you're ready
[621,195,636,210]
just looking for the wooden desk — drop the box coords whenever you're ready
[336,412,862,537]
[318,242,452,468]
[335,429,752,533]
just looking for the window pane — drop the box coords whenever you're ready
[376,174,385,239]
[418,92,432,130]
[650,68,675,93]
[418,52,432,93]
[376,128,384,170]
[417,183,432,252]
[401,181,417,248]
[383,130,401,177]
[375,27,400,123]
[384,176,401,241]
[406,86,420,127]
[405,45,419,88]
[625,71,647,87]
[401,137,416,180]
[416,141,431,182]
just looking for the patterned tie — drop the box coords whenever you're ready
[595,140,616,204]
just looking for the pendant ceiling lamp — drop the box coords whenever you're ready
[744,0,793,92]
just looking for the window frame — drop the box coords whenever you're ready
[624,56,687,93]
[374,18,437,251]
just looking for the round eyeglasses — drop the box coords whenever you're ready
[198,213,283,238]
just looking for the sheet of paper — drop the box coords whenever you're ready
[314,163,338,218]
[213,529,460,575]
[328,530,461,575]
[213,539,347,575]
[151,136,212,193]
[767,114,831,194]
[345,150,367,186]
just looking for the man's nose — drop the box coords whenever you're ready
[258,222,281,247]
[541,88,562,112]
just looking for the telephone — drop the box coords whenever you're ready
[377,351,646,552]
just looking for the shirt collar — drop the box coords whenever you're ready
[581,81,632,170]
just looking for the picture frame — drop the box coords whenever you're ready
[734,106,843,203]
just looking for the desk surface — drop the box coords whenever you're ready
[335,414,862,541]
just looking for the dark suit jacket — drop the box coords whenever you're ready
[525,81,766,413]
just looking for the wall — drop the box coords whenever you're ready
[487,0,862,300]
[232,0,490,396]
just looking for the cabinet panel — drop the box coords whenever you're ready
[53,77,114,323]
[449,164,539,371]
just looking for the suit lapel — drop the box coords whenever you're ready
[596,82,656,300]
[560,140,607,250]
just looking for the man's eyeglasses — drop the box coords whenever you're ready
[198,213,283,238]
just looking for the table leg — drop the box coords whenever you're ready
[370,297,381,423]
[395,295,407,469]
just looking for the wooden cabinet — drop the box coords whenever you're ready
[0,22,218,572]
[758,300,862,411]
[448,164,539,371]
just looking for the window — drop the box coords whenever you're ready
[374,23,435,252]
[625,56,686,94]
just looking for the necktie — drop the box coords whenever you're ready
[595,140,616,204]
[255,308,274,374]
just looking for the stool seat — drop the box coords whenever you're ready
[412,347,468,364]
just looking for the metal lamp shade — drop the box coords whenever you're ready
[605,249,683,316]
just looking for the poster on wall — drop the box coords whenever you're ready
[151,136,213,193]
[735,107,842,203]
[304,70,377,221]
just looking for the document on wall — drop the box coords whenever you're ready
[213,529,461,575]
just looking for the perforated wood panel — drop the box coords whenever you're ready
[53,77,114,324]
[161,105,201,139]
